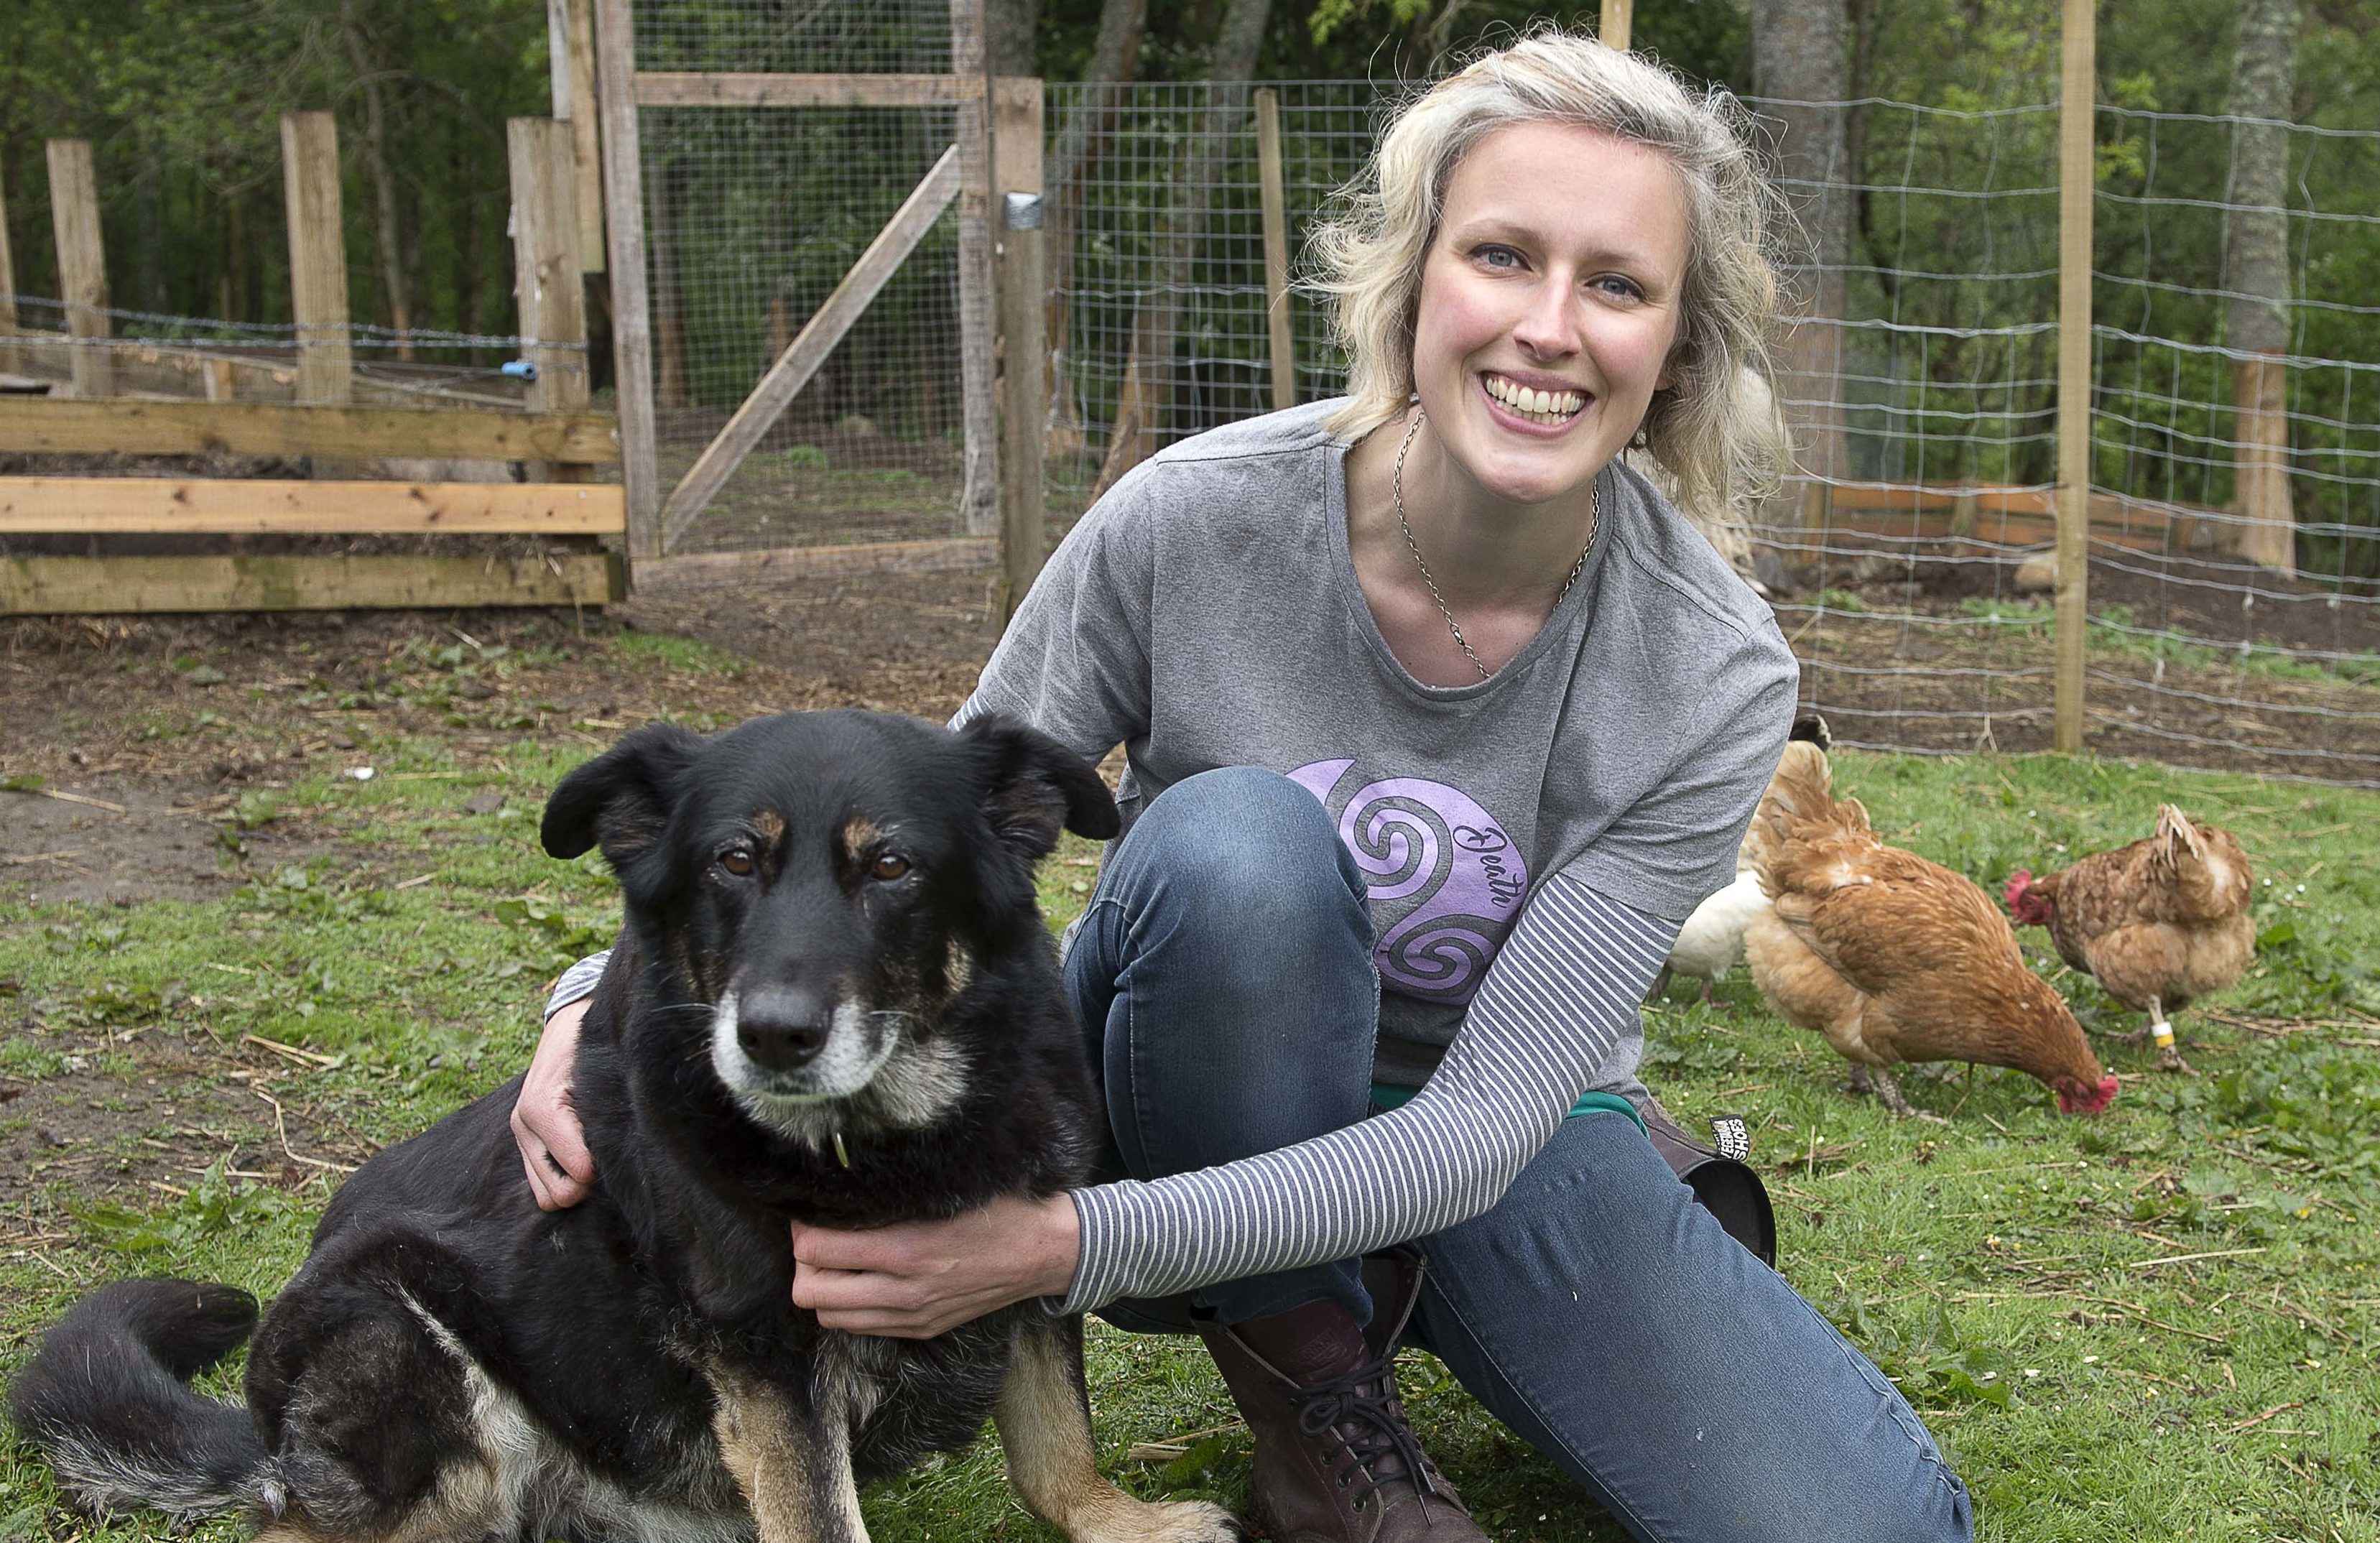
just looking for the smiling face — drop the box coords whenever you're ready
[1409,120,1692,510]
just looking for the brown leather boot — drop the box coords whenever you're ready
[1196,1257,1486,1543]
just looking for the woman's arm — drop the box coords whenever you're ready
[1060,876,1676,1312]
[510,950,612,1209]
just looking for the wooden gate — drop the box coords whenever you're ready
[591,0,1047,612]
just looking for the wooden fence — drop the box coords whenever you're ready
[1,41,622,615]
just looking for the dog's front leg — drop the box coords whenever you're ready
[706,1363,868,1543]
[995,1315,1237,1543]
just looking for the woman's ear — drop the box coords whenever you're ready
[960,714,1120,863]
[541,723,705,868]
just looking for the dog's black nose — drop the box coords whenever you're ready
[737,991,833,1071]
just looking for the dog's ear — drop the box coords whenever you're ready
[542,723,705,866]
[960,715,1120,861]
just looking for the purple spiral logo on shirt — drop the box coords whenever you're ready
[1287,760,1529,1001]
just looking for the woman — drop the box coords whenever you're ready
[514,34,1974,1543]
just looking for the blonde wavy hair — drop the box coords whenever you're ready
[1311,32,1789,549]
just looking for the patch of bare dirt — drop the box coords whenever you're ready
[0,1015,374,1230]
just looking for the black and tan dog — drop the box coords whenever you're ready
[11,710,1235,1543]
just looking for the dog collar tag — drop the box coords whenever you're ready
[833,1131,852,1169]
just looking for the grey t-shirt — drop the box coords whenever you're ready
[965,398,1798,1090]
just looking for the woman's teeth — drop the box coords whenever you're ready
[1484,375,1585,424]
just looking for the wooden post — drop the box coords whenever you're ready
[2053,0,2093,755]
[279,113,352,408]
[2233,354,2293,573]
[46,139,112,399]
[509,119,590,415]
[952,0,1001,538]
[593,0,661,566]
[994,78,1046,618]
[1601,0,1633,50]
[1254,88,1295,413]
[0,159,18,377]
[550,0,606,274]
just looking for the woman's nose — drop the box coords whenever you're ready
[1510,279,1581,358]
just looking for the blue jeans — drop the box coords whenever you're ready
[1065,768,1974,1543]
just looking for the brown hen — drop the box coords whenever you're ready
[1744,742,2118,1121]
[2004,807,2254,1074]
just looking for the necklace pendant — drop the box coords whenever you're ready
[832,1131,851,1169]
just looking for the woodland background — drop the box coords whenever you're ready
[6,0,2376,381]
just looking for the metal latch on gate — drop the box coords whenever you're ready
[1002,192,1045,231]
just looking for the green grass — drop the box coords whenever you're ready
[3,747,2376,1541]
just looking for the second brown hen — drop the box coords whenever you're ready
[1745,742,2119,1120]
[2005,806,2254,1073]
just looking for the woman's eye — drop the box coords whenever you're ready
[718,849,755,877]
[1593,274,1647,302]
[1475,244,1524,270]
[871,854,912,882]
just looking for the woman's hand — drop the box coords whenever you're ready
[790,1192,1081,1338]
[511,999,596,1210]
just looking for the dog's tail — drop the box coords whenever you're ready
[9,1279,277,1520]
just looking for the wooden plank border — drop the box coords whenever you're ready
[0,478,625,535]
[637,538,994,587]
[1,552,624,615]
[0,400,619,461]
[634,73,971,108]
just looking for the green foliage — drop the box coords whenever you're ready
[73,1163,297,1263]
[1832,1293,2014,1408]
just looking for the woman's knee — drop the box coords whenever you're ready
[1113,767,1368,942]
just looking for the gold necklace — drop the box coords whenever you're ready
[1389,405,1599,681]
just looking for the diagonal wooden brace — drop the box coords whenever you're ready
[661,143,962,548]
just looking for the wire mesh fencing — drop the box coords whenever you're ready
[2081,106,2380,785]
[1042,79,1380,509]
[0,300,558,417]
[1038,81,2380,789]
[632,0,973,555]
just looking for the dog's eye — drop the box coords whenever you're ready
[870,853,911,882]
[718,848,756,878]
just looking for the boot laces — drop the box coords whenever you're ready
[1289,1350,1448,1518]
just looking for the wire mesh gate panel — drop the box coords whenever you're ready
[1045,80,1379,516]
[634,0,973,556]
[1040,78,2380,789]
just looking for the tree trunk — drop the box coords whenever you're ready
[1753,0,1851,537]
[2225,0,2299,574]
[342,1,415,361]
[1092,0,1270,499]
[1044,0,1147,463]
